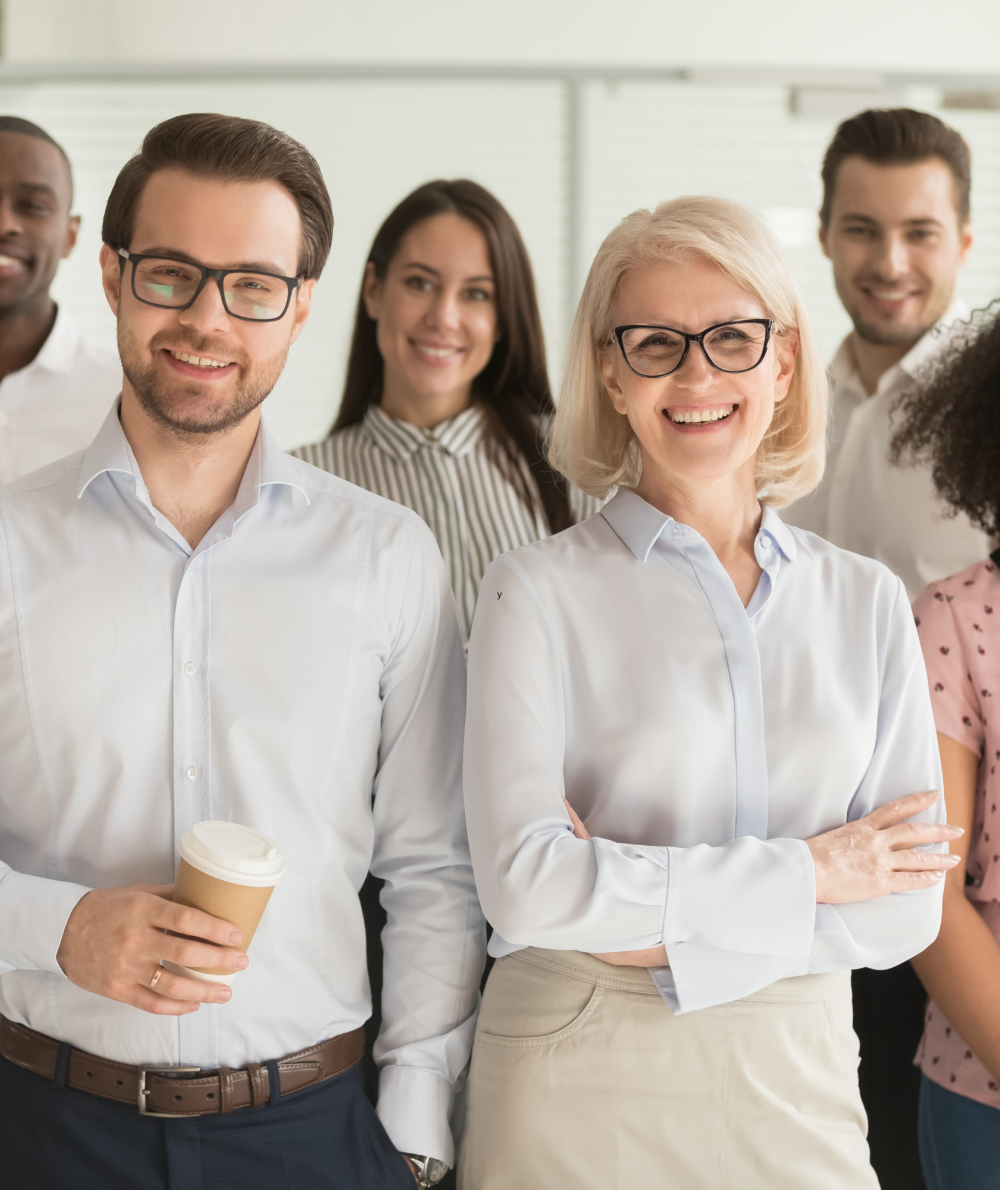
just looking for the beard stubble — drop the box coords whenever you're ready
[118,325,289,436]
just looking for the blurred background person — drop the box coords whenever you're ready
[294,178,599,649]
[784,106,989,1189]
[892,304,1000,1190]
[0,116,120,485]
[785,108,986,597]
[294,179,600,1121]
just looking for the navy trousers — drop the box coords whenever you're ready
[918,1074,1000,1190]
[0,1049,417,1190]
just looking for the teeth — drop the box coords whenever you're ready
[870,291,910,300]
[668,405,736,425]
[170,350,229,368]
[0,255,23,266]
[418,346,459,358]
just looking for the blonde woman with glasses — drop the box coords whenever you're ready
[458,197,961,1188]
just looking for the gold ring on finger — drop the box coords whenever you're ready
[149,966,164,991]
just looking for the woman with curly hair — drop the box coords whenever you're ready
[893,305,1000,1189]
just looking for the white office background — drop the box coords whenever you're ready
[0,71,998,450]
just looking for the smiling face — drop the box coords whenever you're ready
[0,131,78,317]
[364,212,498,417]
[820,156,971,348]
[600,255,797,497]
[100,167,313,435]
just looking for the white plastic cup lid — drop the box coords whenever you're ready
[179,821,285,887]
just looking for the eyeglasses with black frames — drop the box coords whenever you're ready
[614,319,774,379]
[118,248,303,323]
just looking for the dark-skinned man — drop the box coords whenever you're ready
[0,116,119,484]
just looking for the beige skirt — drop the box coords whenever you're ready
[457,949,877,1190]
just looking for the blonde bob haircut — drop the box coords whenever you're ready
[549,196,828,506]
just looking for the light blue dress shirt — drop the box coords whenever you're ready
[463,488,945,1014]
[0,405,485,1163]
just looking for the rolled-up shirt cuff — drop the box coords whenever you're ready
[377,1064,456,1166]
[663,836,816,957]
[0,871,92,975]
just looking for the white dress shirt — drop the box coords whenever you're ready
[784,301,990,600]
[0,405,484,1163]
[294,405,603,645]
[0,305,121,485]
[464,489,945,1016]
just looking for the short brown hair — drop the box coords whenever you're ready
[820,108,971,227]
[102,112,333,278]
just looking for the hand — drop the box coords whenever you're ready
[806,790,963,904]
[56,884,249,1015]
[402,1156,420,1185]
[563,799,670,969]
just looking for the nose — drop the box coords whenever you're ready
[425,287,462,331]
[671,339,719,389]
[871,230,910,280]
[178,277,232,337]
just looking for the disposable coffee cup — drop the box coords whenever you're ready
[164,821,285,987]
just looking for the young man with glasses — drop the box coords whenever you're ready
[0,116,120,484]
[785,107,987,1190]
[0,113,482,1190]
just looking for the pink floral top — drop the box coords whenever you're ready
[914,557,1000,1109]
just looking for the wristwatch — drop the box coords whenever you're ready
[402,1153,450,1187]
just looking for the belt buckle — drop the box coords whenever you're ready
[137,1065,203,1117]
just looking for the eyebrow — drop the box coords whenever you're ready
[838,213,944,228]
[14,182,58,198]
[402,260,494,283]
[134,246,294,275]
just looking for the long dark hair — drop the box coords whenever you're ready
[890,301,1000,535]
[332,179,572,534]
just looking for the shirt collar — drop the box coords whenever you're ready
[828,297,971,399]
[601,487,796,565]
[362,403,484,461]
[78,402,310,554]
[28,305,82,375]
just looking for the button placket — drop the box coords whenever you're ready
[172,552,217,1067]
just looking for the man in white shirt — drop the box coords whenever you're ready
[785,108,988,601]
[0,116,120,484]
[0,113,483,1190]
[785,107,984,1190]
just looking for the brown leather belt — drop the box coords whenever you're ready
[0,1016,364,1118]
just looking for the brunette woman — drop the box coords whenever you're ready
[459,197,958,1188]
[294,178,598,645]
[892,304,1000,1190]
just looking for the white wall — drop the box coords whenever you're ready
[3,1,1000,449]
[4,0,1000,73]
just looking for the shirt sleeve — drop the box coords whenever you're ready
[0,507,92,976]
[667,578,945,1009]
[369,518,487,1166]
[914,580,984,756]
[465,554,672,954]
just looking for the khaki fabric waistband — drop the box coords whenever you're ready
[508,947,851,1003]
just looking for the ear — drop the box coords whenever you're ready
[599,348,629,416]
[288,279,316,345]
[99,243,122,316]
[957,220,973,266]
[62,215,81,259]
[772,330,799,405]
[362,261,382,321]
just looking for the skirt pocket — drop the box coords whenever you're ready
[477,953,603,1047]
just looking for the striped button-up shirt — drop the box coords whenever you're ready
[294,404,601,643]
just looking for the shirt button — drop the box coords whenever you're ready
[185,767,198,781]
[183,662,197,676]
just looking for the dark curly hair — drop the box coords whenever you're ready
[890,301,1000,536]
